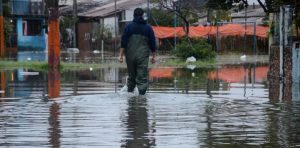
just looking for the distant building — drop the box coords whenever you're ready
[60,0,148,59]
[9,0,47,61]
[195,5,266,26]
[59,0,94,6]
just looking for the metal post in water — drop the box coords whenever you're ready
[73,0,77,48]
[253,22,257,55]
[216,24,219,52]
[47,0,61,69]
[174,1,177,50]
[114,0,117,92]
[99,18,104,63]
[114,0,117,57]
[147,0,149,23]
[1,71,5,98]
[0,0,4,59]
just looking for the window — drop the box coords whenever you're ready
[23,19,43,36]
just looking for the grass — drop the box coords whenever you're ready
[0,61,49,71]
[0,60,127,71]
[0,58,216,71]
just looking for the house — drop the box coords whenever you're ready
[59,0,148,60]
[195,4,267,26]
[9,0,47,61]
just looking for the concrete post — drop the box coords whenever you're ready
[279,5,293,79]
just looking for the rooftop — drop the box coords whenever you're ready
[60,0,146,18]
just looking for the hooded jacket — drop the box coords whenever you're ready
[121,16,156,53]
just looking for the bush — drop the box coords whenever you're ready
[173,37,216,60]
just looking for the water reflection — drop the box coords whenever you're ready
[0,64,270,99]
[47,69,62,148]
[122,97,155,147]
[0,71,5,98]
[1,64,300,147]
[48,102,61,148]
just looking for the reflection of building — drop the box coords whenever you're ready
[9,0,47,61]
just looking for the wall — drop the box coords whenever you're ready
[11,0,29,15]
[17,17,46,51]
[77,22,100,61]
[16,17,46,61]
[269,45,293,101]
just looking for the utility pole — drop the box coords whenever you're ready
[47,0,60,69]
[0,0,4,59]
[73,0,77,48]
[147,0,149,22]
[114,0,117,57]
[114,0,117,93]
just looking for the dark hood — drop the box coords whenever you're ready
[133,16,146,24]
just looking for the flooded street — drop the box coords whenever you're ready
[1,64,300,147]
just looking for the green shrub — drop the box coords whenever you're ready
[173,38,216,60]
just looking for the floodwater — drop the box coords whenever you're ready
[0,64,300,147]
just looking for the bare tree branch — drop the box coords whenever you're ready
[257,0,268,13]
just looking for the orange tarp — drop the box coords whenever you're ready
[149,67,175,79]
[152,26,185,38]
[208,66,268,83]
[152,24,269,39]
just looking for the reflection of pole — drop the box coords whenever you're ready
[244,64,247,97]
[1,71,5,98]
[0,0,5,59]
[48,102,61,147]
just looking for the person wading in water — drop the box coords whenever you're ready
[118,8,156,95]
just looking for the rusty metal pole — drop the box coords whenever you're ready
[47,0,60,69]
[1,71,5,98]
[48,69,61,99]
[0,0,5,59]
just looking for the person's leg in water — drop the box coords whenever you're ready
[136,56,149,95]
[126,57,137,93]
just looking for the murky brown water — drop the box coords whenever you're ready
[1,64,300,147]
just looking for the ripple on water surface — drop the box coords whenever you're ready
[0,93,300,147]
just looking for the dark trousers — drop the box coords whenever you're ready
[126,55,149,94]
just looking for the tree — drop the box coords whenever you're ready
[207,0,248,10]
[148,8,175,27]
[151,0,206,36]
